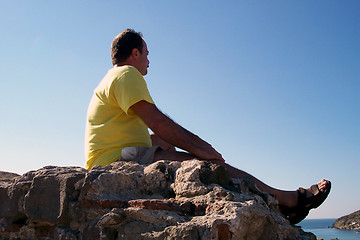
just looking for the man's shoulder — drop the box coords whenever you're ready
[95,66,147,96]
[112,66,146,87]
[98,66,143,88]
[111,65,143,79]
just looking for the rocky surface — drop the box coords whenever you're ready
[0,159,316,240]
[332,210,360,231]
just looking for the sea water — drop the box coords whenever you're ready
[298,219,360,240]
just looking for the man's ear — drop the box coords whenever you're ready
[131,48,140,58]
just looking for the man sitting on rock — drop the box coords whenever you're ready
[85,29,331,224]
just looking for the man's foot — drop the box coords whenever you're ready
[282,179,331,224]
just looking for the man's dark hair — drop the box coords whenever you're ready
[111,29,144,66]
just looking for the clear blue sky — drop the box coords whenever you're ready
[1,1,359,219]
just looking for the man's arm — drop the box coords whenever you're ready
[131,100,224,162]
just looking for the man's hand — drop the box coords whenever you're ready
[192,145,225,162]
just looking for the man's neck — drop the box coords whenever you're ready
[114,63,130,68]
[115,58,135,68]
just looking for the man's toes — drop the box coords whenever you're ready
[318,179,328,192]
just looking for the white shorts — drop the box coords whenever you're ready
[118,146,160,165]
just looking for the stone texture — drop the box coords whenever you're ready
[0,160,317,239]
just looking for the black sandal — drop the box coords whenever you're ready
[285,180,331,224]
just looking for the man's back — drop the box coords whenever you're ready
[85,66,154,170]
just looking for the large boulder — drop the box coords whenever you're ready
[0,160,316,239]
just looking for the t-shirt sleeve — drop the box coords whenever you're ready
[113,68,154,114]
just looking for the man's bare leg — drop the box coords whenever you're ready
[151,134,329,210]
[211,159,298,208]
[153,149,297,207]
[153,149,330,210]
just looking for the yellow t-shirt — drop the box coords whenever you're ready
[85,66,154,170]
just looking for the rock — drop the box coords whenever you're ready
[332,210,360,231]
[24,166,87,226]
[0,159,317,239]
[0,171,20,183]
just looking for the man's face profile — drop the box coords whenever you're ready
[137,40,150,76]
